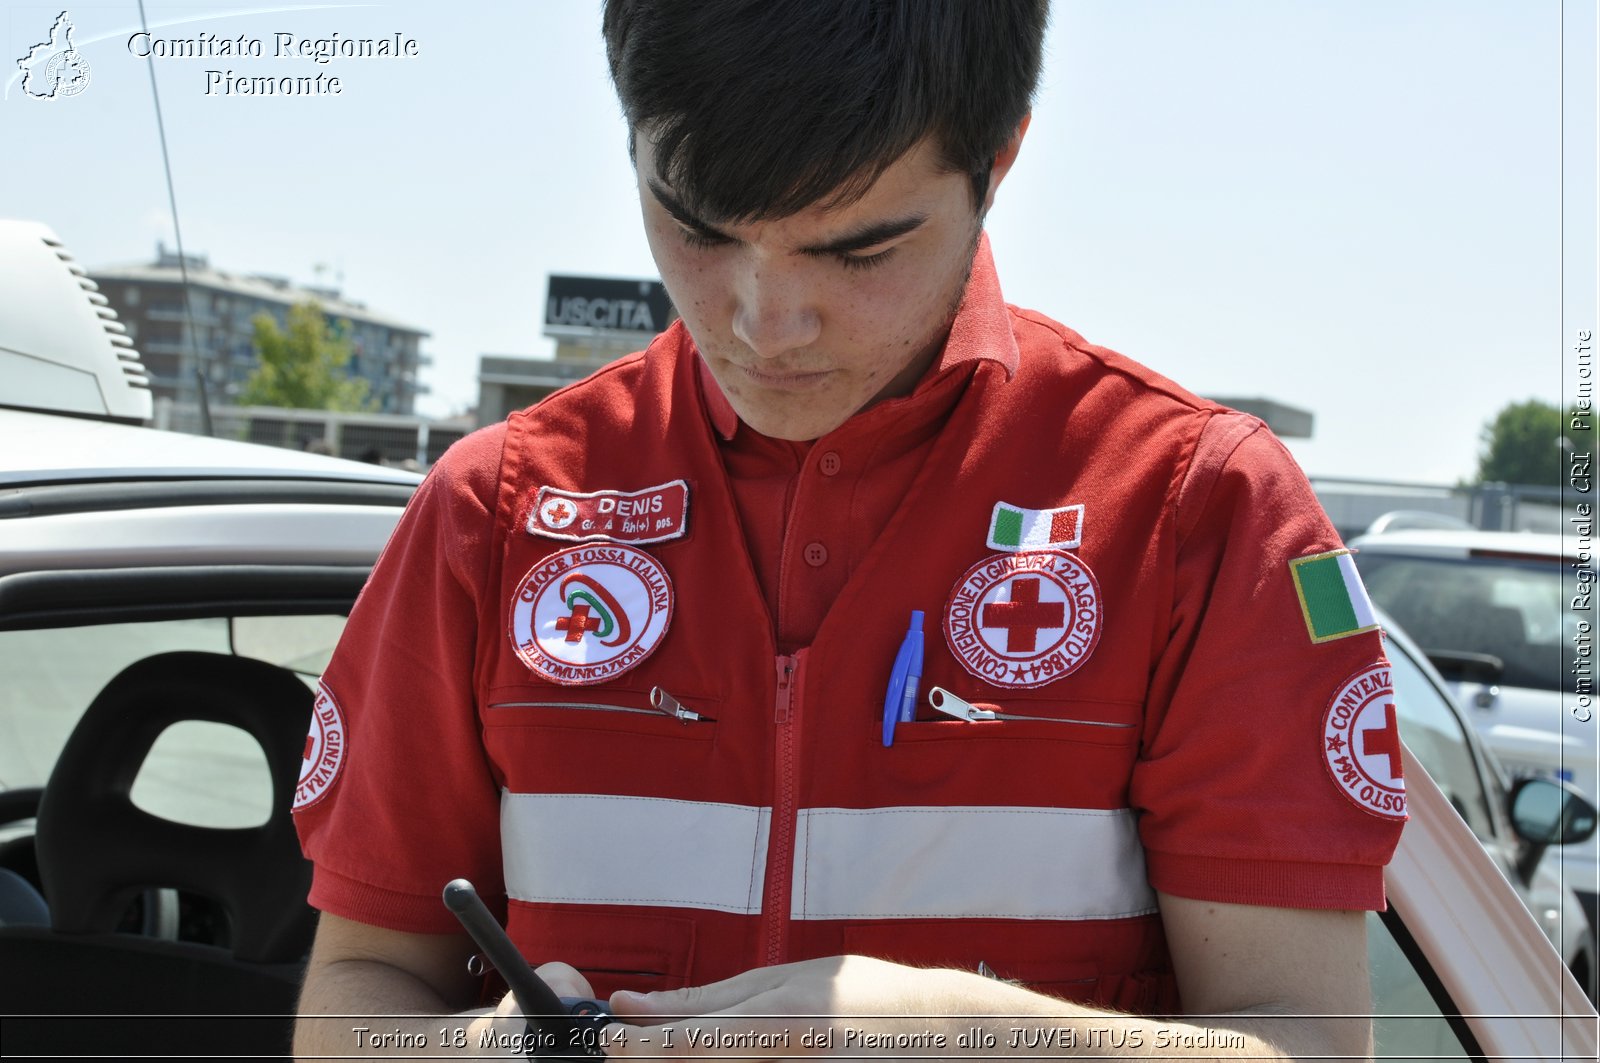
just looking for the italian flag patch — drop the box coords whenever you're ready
[1290,549,1378,643]
[987,502,1084,551]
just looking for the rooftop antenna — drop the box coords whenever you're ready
[136,0,212,436]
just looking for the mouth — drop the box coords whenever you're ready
[733,363,834,390]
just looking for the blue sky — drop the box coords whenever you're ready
[3,1,1594,483]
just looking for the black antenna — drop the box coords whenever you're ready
[441,879,614,1058]
[136,0,213,437]
[442,879,568,1019]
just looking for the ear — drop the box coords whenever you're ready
[981,113,1031,215]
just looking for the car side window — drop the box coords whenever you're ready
[1387,642,1496,841]
[0,618,233,792]
[0,615,338,813]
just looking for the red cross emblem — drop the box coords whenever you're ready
[509,543,675,687]
[547,501,573,523]
[295,686,347,812]
[554,602,603,643]
[1361,703,1403,781]
[945,550,1102,690]
[1321,664,1405,821]
[982,577,1066,653]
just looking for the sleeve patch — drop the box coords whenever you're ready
[1290,549,1379,643]
[1322,663,1407,821]
[294,681,347,811]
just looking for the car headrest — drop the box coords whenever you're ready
[34,651,315,963]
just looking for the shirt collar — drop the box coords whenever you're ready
[930,231,1019,382]
[696,231,1017,442]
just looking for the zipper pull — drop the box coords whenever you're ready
[927,688,1134,728]
[928,686,997,722]
[774,656,797,723]
[649,687,712,722]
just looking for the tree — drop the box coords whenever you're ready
[1475,399,1589,486]
[240,300,374,411]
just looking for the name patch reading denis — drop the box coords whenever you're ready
[508,543,674,685]
[1321,663,1407,821]
[945,551,1102,689]
[529,480,689,545]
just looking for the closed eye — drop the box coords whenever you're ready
[679,225,893,271]
[838,247,896,271]
[677,226,732,251]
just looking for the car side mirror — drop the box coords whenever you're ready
[1508,777,1597,886]
[1424,650,1504,686]
[1509,777,1598,846]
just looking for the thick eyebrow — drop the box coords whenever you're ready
[797,214,928,257]
[647,179,732,241]
[647,178,928,256]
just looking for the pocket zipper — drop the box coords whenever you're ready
[489,686,713,722]
[927,686,1132,728]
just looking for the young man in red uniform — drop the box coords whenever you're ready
[294,2,1404,1058]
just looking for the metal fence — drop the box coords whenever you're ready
[151,399,471,469]
[1309,477,1568,540]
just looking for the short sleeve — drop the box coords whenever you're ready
[293,425,509,932]
[1131,413,1404,911]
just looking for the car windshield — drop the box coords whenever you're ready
[1356,554,1573,691]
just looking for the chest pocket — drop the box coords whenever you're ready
[483,683,719,795]
[871,688,1142,805]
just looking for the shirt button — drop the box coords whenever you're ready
[803,542,829,567]
[818,451,843,476]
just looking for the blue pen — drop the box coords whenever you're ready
[881,610,925,747]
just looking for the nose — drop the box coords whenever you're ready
[730,264,821,359]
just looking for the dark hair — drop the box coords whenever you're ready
[602,0,1048,222]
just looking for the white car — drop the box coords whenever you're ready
[1350,528,1600,960]
[0,404,422,1056]
[1380,607,1597,997]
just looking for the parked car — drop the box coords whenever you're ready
[1349,528,1600,951]
[1378,606,1597,998]
[0,404,421,1055]
[1,220,1595,1059]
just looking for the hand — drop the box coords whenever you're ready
[601,955,989,1060]
[465,962,601,1057]
[537,961,598,999]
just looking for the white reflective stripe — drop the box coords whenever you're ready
[501,795,1154,922]
[790,806,1154,921]
[501,792,770,914]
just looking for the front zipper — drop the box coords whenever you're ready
[761,651,803,966]
[488,686,713,722]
